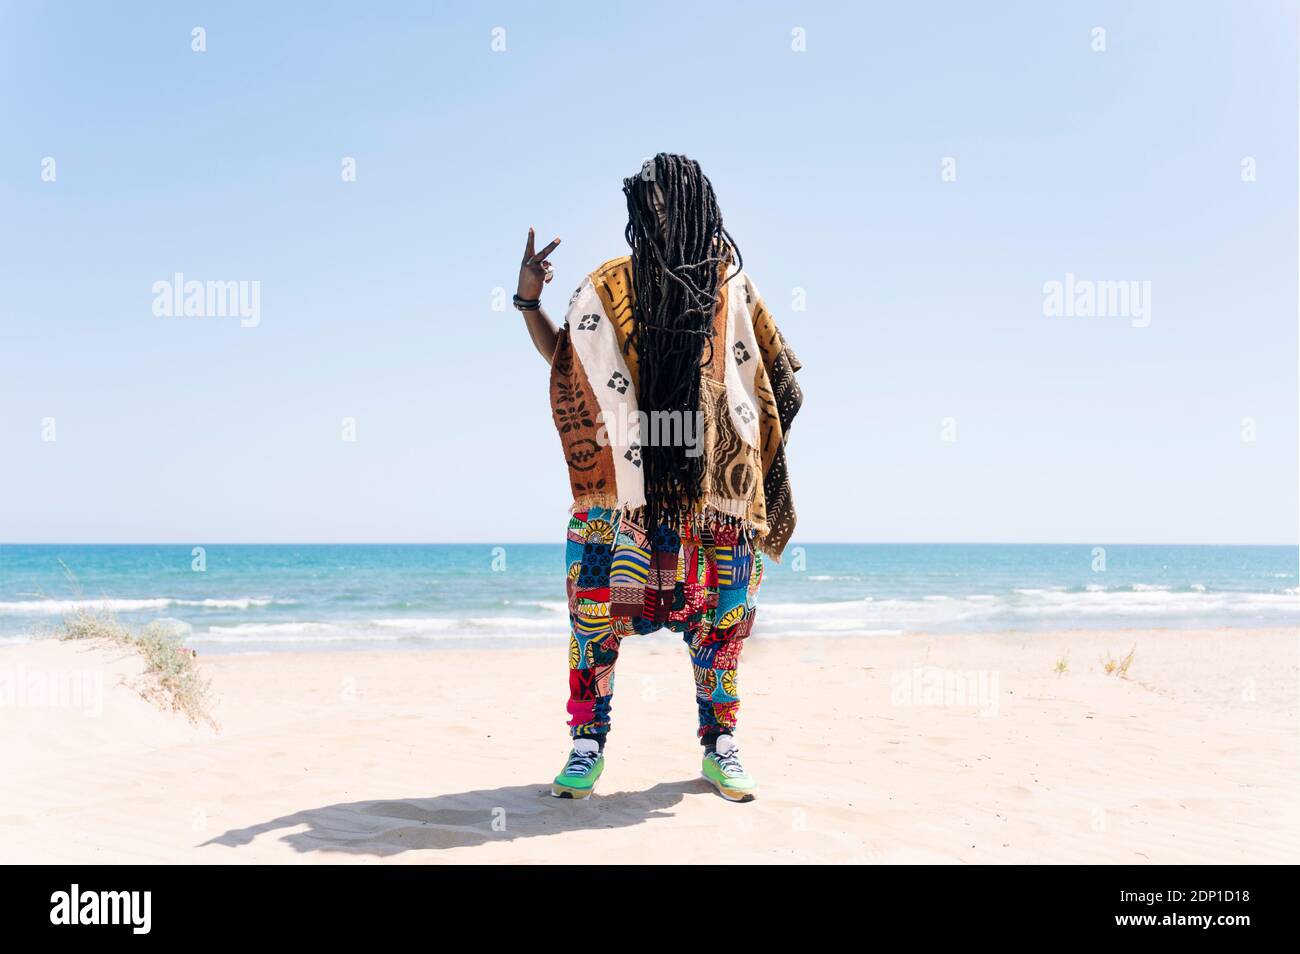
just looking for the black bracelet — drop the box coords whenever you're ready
[512,294,541,311]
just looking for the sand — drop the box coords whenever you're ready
[1,628,1297,864]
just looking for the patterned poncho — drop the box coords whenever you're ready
[549,256,802,559]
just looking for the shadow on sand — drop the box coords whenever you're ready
[201,779,712,857]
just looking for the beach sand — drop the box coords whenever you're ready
[1,628,1297,864]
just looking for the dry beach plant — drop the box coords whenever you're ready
[49,563,216,728]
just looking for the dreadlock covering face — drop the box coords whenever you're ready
[622,152,742,534]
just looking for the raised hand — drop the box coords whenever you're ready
[517,227,561,303]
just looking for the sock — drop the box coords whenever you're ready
[702,730,733,752]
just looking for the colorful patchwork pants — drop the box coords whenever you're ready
[565,506,762,744]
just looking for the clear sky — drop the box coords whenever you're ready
[1,1,1296,544]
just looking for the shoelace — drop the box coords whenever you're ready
[564,749,600,776]
[713,746,745,777]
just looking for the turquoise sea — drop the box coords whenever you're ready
[0,544,1295,654]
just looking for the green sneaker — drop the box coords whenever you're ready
[701,735,756,802]
[551,739,604,799]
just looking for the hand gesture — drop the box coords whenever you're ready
[517,228,561,302]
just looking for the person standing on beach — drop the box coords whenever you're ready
[512,153,802,802]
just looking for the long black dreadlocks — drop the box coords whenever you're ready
[622,152,742,535]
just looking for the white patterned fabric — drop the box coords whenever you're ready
[563,277,646,510]
[724,270,762,449]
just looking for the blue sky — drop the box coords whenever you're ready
[1,1,1296,544]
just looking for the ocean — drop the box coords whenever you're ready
[0,544,1295,654]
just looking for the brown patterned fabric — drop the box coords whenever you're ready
[591,258,638,384]
[749,292,803,558]
[549,327,618,507]
[702,280,730,385]
[550,256,802,559]
[699,377,764,513]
